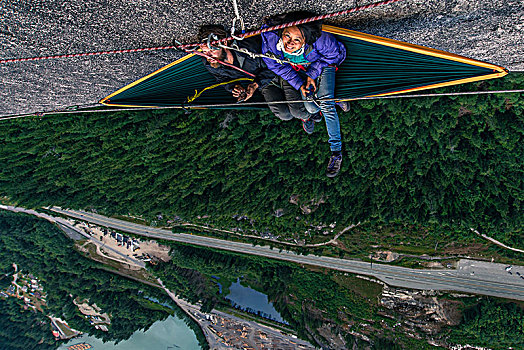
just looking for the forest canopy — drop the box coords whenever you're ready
[0,73,522,249]
[0,211,204,349]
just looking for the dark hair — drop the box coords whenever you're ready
[265,11,322,45]
[197,25,229,42]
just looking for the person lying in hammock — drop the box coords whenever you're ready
[261,12,348,178]
[198,25,301,121]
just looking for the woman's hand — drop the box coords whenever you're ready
[300,76,316,97]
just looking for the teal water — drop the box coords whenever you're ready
[57,315,201,350]
[226,278,288,324]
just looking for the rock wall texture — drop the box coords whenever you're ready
[1,0,522,115]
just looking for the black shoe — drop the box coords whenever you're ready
[336,101,350,112]
[311,112,322,122]
[326,153,342,178]
[302,119,315,134]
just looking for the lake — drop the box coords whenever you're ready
[57,314,201,350]
[226,278,288,324]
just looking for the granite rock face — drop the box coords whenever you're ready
[1,0,523,115]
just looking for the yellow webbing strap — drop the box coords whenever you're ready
[187,78,253,103]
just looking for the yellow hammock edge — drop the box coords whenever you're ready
[322,25,507,73]
[99,54,197,108]
[99,25,509,108]
[323,25,508,100]
[338,72,508,102]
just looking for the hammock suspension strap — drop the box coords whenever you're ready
[230,0,246,40]
[177,0,404,51]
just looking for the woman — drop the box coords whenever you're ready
[261,12,347,178]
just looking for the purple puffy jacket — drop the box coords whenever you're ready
[261,30,346,90]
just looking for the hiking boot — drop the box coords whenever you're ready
[326,153,343,178]
[311,112,322,122]
[336,101,351,112]
[302,118,315,134]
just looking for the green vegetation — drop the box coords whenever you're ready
[0,74,522,258]
[447,298,524,349]
[153,239,524,348]
[0,297,56,350]
[152,242,431,348]
[0,211,207,349]
[0,72,522,349]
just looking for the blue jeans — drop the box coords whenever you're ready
[303,66,342,152]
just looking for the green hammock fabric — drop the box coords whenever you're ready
[101,28,504,108]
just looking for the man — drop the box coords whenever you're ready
[197,25,309,121]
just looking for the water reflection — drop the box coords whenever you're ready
[57,315,201,350]
[211,275,222,294]
[226,278,288,324]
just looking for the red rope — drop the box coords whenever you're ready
[190,50,255,77]
[0,0,401,64]
[180,0,403,50]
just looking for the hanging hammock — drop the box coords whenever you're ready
[99,25,508,109]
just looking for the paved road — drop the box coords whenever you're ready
[46,207,524,301]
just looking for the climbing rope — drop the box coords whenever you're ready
[199,33,298,70]
[179,0,404,51]
[1,0,519,120]
[2,103,100,120]
[0,0,402,64]
[1,89,523,121]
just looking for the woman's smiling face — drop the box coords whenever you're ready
[281,26,305,53]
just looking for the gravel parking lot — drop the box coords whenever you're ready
[1,0,522,116]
